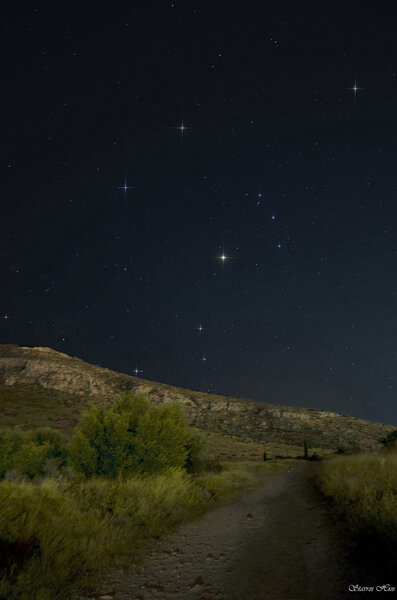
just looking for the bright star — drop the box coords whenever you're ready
[179,116,186,149]
[219,244,229,261]
[116,176,138,200]
[214,245,233,264]
[133,365,143,376]
[170,114,193,150]
[3,314,9,320]
[351,83,359,99]
[347,79,363,100]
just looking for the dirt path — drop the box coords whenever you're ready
[85,464,354,600]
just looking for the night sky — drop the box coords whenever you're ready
[2,1,397,425]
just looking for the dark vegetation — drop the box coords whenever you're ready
[316,430,397,579]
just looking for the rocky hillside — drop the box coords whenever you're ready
[0,344,394,453]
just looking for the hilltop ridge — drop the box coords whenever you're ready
[0,344,394,455]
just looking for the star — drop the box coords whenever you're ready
[170,114,193,150]
[133,365,143,376]
[347,79,363,100]
[3,314,9,320]
[197,324,205,334]
[217,245,230,262]
[178,116,186,149]
[201,355,207,362]
[116,176,138,200]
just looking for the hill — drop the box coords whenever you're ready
[0,344,394,458]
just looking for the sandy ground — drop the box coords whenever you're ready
[79,463,362,600]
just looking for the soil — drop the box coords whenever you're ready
[80,464,390,600]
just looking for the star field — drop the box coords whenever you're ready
[1,1,397,425]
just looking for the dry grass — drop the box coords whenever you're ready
[316,451,397,547]
[206,431,332,461]
[0,384,84,434]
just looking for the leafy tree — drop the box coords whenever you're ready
[132,402,190,472]
[69,393,195,477]
[69,405,132,477]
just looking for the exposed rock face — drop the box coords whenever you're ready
[1,358,106,396]
[0,344,394,450]
[0,348,123,400]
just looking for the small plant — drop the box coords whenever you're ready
[303,439,309,460]
[308,451,321,461]
[380,429,397,452]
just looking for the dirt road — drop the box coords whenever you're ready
[86,464,356,600]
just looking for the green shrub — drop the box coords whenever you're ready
[30,428,68,464]
[0,428,25,477]
[133,402,190,472]
[13,441,53,479]
[69,394,193,477]
[69,404,133,478]
[185,429,211,472]
[0,428,68,479]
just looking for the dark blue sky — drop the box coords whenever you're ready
[1,1,397,425]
